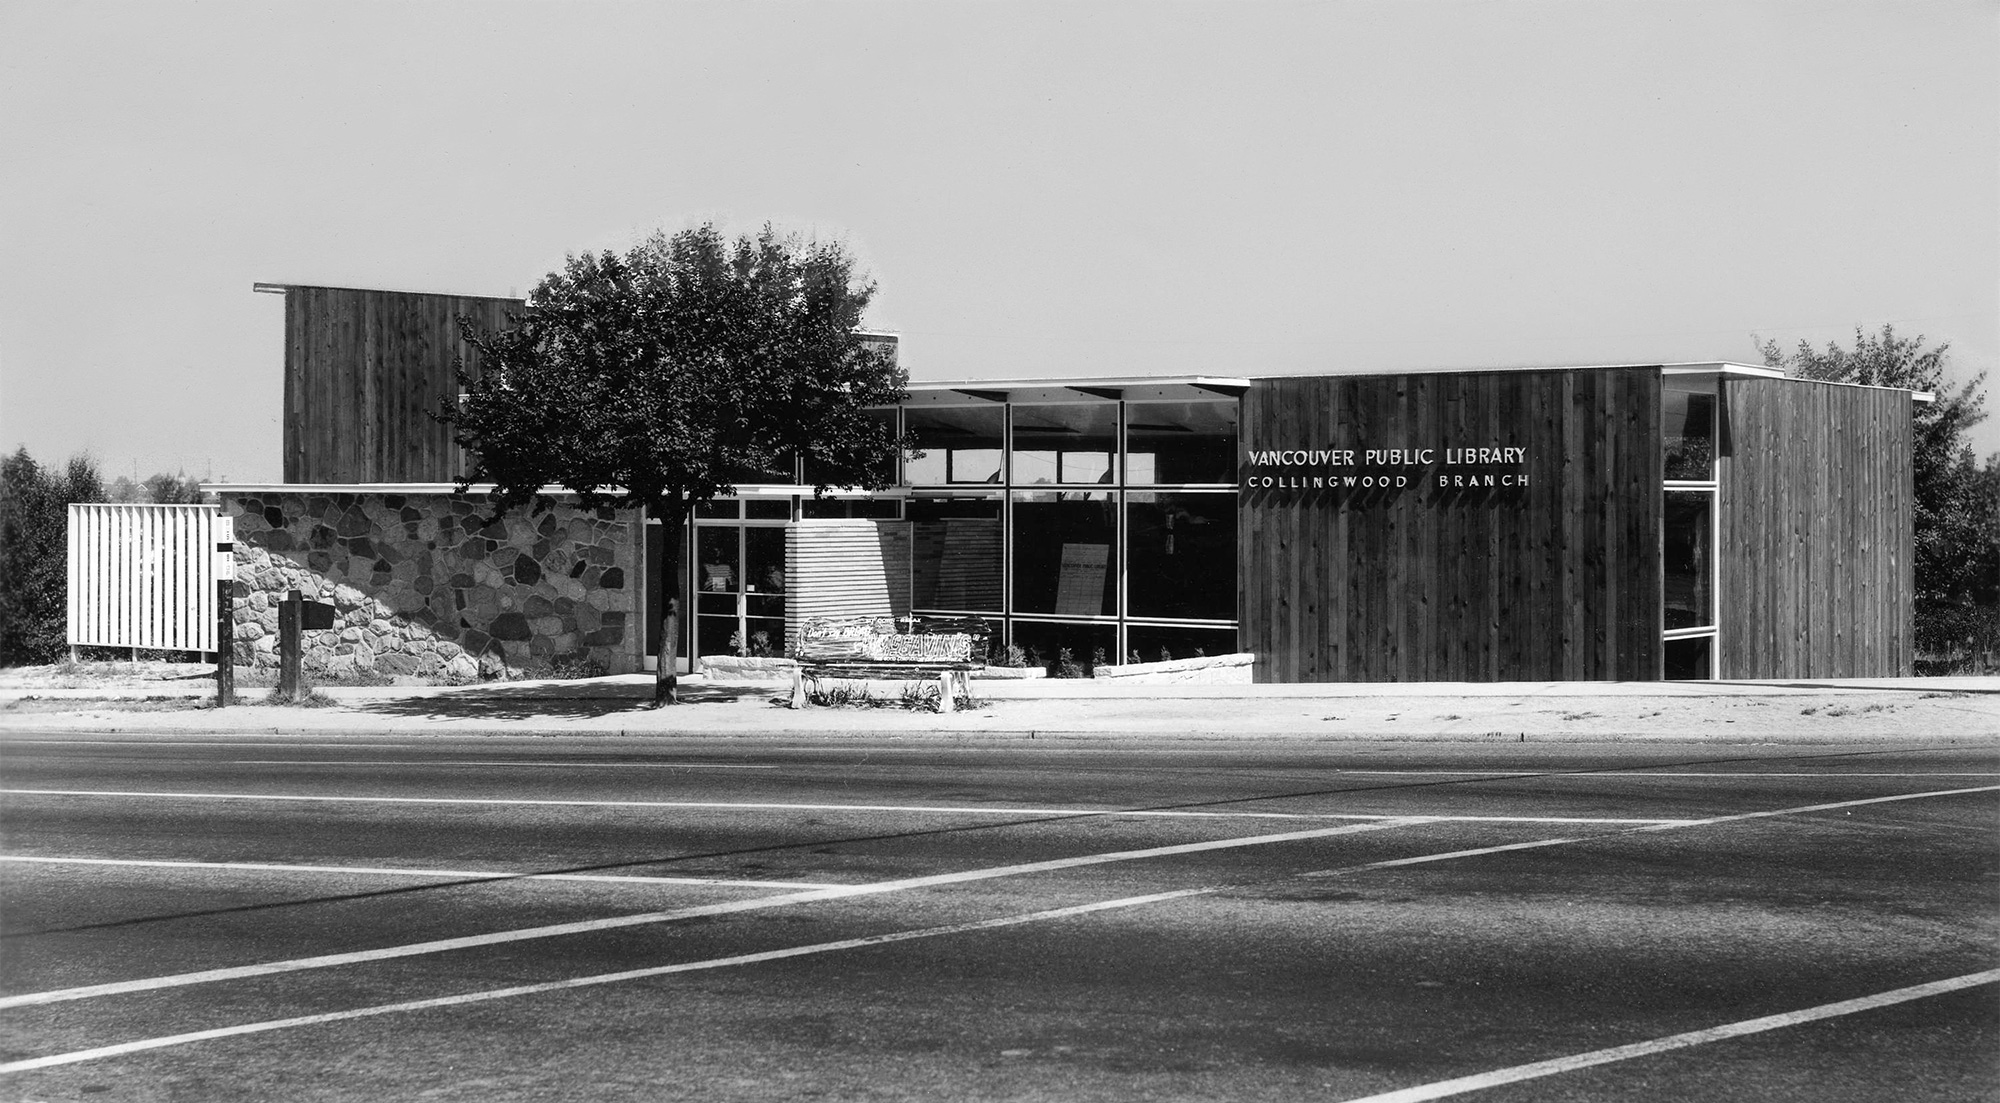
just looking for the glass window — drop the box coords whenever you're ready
[905,405,1004,485]
[743,499,791,520]
[909,495,1004,613]
[1124,624,1238,665]
[1664,490,1714,630]
[1126,400,1239,485]
[1008,620,1118,676]
[800,498,900,520]
[1011,491,1116,616]
[1664,387,1717,481]
[1125,491,1236,620]
[1664,634,1714,680]
[1011,403,1119,486]
[803,407,899,488]
[694,500,739,520]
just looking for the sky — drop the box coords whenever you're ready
[3,0,1995,485]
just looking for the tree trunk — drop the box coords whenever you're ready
[653,509,684,706]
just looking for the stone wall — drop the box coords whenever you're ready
[225,492,643,681]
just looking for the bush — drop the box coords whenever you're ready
[0,449,103,665]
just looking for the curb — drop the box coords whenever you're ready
[3,722,1993,746]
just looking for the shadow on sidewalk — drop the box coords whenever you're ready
[352,681,787,722]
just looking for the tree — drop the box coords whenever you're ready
[444,223,908,704]
[1759,325,1998,661]
[0,449,105,665]
[105,470,209,504]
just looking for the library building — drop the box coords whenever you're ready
[215,284,1921,684]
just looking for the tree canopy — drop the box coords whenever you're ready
[444,223,909,700]
[1760,325,1997,663]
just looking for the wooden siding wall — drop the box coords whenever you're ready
[1239,370,1664,682]
[785,521,913,649]
[1717,378,1913,677]
[67,504,220,653]
[283,286,521,483]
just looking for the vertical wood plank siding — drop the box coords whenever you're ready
[66,504,218,652]
[1239,369,1663,682]
[1717,378,1913,677]
[784,521,914,650]
[283,286,521,483]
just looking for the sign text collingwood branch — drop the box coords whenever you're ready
[1241,446,1531,493]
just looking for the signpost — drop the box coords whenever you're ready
[214,516,235,707]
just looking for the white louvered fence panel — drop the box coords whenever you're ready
[67,504,220,653]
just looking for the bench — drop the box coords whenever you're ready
[789,615,988,712]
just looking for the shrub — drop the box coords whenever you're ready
[0,450,103,665]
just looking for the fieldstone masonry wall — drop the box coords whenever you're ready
[225,492,643,681]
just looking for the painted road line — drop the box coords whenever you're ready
[8,792,1998,1074]
[0,856,840,890]
[0,818,1430,1010]
[0,789,1698,826]
[1298,783,2000,881]
[0,887,1215,1075]
[1336,969,2000,1103]
[1329,770,2000,778]
[223,761,778,769]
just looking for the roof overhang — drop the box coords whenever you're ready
[902,375,1251,405]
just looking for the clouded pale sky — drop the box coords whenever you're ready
[3,0,1995,483]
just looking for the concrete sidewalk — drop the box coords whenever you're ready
[0,667,1994,743]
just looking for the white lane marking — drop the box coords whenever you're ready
[0,856,839,890]
[0,819,1427,1010]
[1297,783,2000,881]
[0,789,1695,825]
[9,796,2000,1077]
[1327,770,2000,779]
[1337,969,2000,1103]
[0,887,1214,1075]
[0,741,430,749]
[224,761,778,769]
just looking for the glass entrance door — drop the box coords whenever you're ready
[694,525,788,660]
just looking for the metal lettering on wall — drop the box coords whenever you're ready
[1240,446,1531,499]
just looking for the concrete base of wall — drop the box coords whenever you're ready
[698,655,1051,682]
[1092,652,1256,683]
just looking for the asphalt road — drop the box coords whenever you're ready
[1,733,1995,1102]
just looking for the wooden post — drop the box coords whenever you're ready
[215,577,235,707]
[278,589,302,702]
[214,514,235,707]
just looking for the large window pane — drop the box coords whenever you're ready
[1124,624,1238,664]
[1664,490,1713,630]
[909,495,1004,612]
[800,497,900,520]
[905,406,1004,485]
[1008,620,1118,676]
[1012,491,1116,616]
[1126,491,1236,620]
[1664,388,1716,481]
[1126,400,1239,485]
[1011,403,1118,486]
[1664,634,1714,679]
